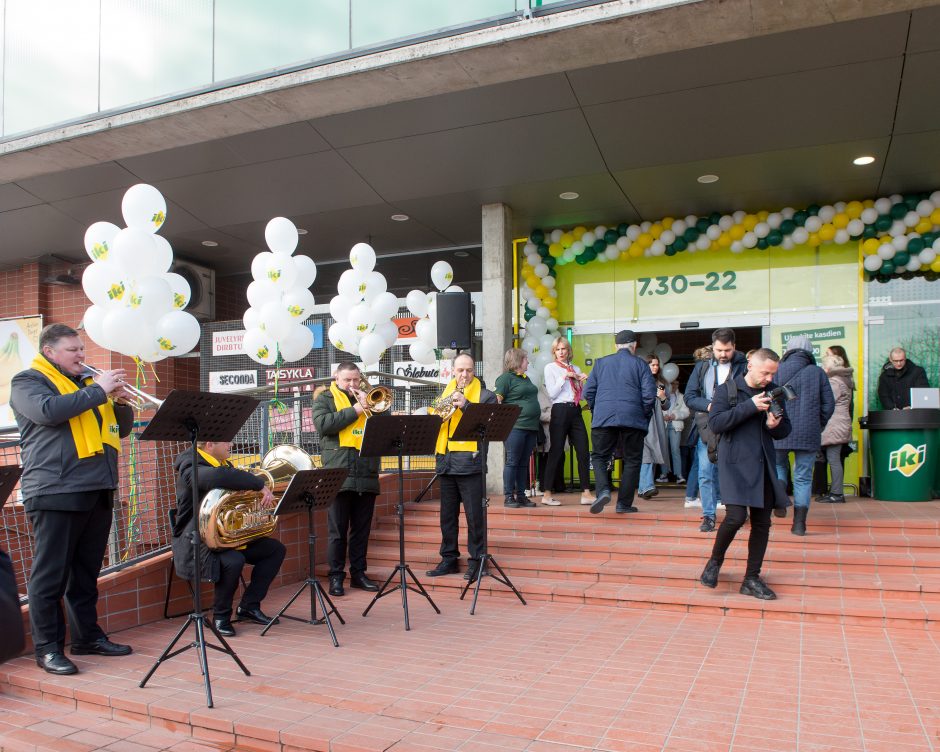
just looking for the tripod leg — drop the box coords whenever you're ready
[193,617,214,708]
[205,619,252,675]
[403,565,440,614]
[400,563,410,632]
[311,582,340,647]
[316,584,345,625]
[486,555,527,605]
[260,581,308,636]
[362,567,399,617]
[140,615,193,687]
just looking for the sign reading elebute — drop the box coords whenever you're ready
[209,370,258,392]
[212,330,246,356]
[889,443,927,477]
[392,361,454,386]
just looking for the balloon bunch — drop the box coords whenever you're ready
[81,184,200,362]
[634,333,678,383]
[242,218,318,365]
[516,248,561,386]
[327,243,399,364]
[403,261,463,365]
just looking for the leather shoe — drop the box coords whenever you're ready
[213,619,236,637]
[329,576,345,597]
[70,638,132,657]
[425,560,459,577]
[615,505,638,513]
[590,489,611,515]
[818,493,845,503]
[518,497,537,508]
[700,559,721,589]
[350,574,379,592]
[37,652,78,675]
[463,563,482,581]
[740,576,777,600]
[236,605,279,625]
[504,498,523,508]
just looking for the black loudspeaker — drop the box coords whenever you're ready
[436,292,472,349]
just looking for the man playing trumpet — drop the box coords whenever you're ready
[312,362,382,597]
[171,442,285,636]
[426,353,497,581]
[10,324,134,675]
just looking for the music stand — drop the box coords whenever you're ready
[137,390,260,708]
[360,414,443,630]
[0,465,22,508]
[260,467,348,645]
[451,402,527,615]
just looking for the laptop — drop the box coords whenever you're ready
[910,388,940,409]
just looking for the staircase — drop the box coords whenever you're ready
[358,490,940,629]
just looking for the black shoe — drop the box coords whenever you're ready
[698,516,716,533]
[818,493,845,503]
[590,490,611,515]
[518,497,537,508]
[700,559,721,589]
[615,505,638,513]
[426,560,459,577]
[638,487,659,499]
[329,576,345,597]
[213,619,236,637]
[70,638,132,657]
[504,498,523,508]
[463,564,481,581]
[350,574,379,592]
[791,507,807,536]
[37,652,78,675]
[773,504,788,518]
[740,576,777,600]
[236,605,279,625]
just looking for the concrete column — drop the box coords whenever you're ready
[481,202,513,495]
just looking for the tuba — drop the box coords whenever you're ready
[198,445,315,550]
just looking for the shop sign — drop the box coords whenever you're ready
[392,361,454,386]
[265,366,316,386]
[780,327,845,357]
[212,330,245,356]
[394,316,419,344]
[889,443,926,477]
[209,370,257,392]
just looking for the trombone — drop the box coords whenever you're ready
[80,363,164,409]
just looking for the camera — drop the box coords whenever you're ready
[765,384,797,417]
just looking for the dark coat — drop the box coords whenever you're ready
[583,349,655,431]
[171,450,266,582]
[10,365,133,504]
[311,386,381,495]
[877,359,930,410]
[435,386,497,475]
[772,349,835,452]
[683,351,748,444]
[709,375,792,508]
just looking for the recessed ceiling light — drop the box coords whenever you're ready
[559,191,579,200]
[853,155,876,166]
[454,251,469,258]
[201,240,218,247]
[297,228,308,235]
[697,174,719,184]
[391,214,409,221]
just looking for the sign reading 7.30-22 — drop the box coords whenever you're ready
[638,271,738,296]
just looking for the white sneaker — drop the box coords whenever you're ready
[717,502,726,510]
[684,498,702,508]
[541,495,562,506]
[580,492,595,505]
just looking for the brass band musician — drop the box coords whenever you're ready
[171,441,285,636]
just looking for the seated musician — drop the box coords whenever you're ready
[171,441,286,637]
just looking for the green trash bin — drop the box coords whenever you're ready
[861,409,940,502]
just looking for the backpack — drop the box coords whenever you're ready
[694,378,738,464]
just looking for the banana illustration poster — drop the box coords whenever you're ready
[0,316,41,430]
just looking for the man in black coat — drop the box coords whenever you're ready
[10,324,134,675]
[172,442,285,637]
[699,348,792,600]
[877,347,930,409]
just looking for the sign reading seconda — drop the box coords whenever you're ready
[889,443,927,477]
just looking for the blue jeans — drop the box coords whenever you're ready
[503,428,538,498]
[667,429,683,479]
[686,448,699,499]
[776,449,815,509]
[697,438,719,517]
[639,463,655,493]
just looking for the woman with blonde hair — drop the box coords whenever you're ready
[494,348,541,508]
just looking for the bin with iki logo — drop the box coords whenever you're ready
[860,409,940,502]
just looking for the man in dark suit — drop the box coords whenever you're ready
[10,323,134,675]
[584,330,656,515]
[699,348,792,600]
[877,347,930,410]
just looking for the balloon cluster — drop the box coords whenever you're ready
[635,333,678,383]
[81,184,200,362]
[403,261,463,365]
[242,218,318,365]
[327,243,399,365]
[516,248,561,386]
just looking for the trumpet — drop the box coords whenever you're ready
[80,363,163,409]
[353,380,393,417]
[428,377,467,421]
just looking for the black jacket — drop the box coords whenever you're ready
[170,450,265,581]
[877,359,930,410]
[311,386,381,495]
[435,386,497,475]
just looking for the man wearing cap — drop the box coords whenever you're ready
[584,330,656,514]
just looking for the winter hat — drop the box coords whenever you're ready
[786,335,813,353]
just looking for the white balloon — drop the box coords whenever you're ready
[804,216,822,233]
[877,243,896,260]
[527,317,547,339]
[103,307,147,356]
[153,310,200,357]
[409,341,437,365]
[406,289,428,318]
[847,218,865,237]
[243,327,278,365]
[536,306,550,319]
[349,242,376,272]
[265,217,298,255]
[817,205,835,223]
[874,197,892,214]
[860,207,879,225]
[415,317,437,345]
[279,324,314,362]
[662,363,679,383]
[906,256,922,272]
[375,320,399,347]
[264,254,297,290]
[84,221,121,263]
[706,224,722,240]
[521,336,538,354]
[110,227,156,273]
[920,248,937,265]
[128,275,173,317]
[82,261,125,308]
[446,284,464,293]
[534,263,549,278]
[283,287,315,321]
[337,268,363,300]
[328,322,359,354]
[148,235,174,275]
[122,184,166,233]
[754,222,770,239]
[243,306,261,330]
[534,351,553,373]
[372,291,399,320]
[791,227,810,245]
[81,305,108,349]
[654,343,672,364]
[542,276,556,289]
[329,295,349,323]
[834,229,850,245]
[905,211,920,228]
[162,272,192,310]
[246,279,279,309]
[358,332,386,364]
[916,199,935,217]
[605,245,620,260]
[348,302,377,337]
[538,333,555,353]
[863,255,883,272]
[260,300,294,341]
[361,271,387,303]
[640,332,658,351]
[252,252,273,282]
[426,292,437,319]
[430,261,454,291]
[742,232,758,249]
[293,254,317,288]
[581,232,596,247]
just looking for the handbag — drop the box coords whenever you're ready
[0,548,25,663]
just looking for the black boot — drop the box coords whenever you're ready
[791,507,807,536]
[699,559,721,588]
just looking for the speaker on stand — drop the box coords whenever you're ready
[436,292,473,350]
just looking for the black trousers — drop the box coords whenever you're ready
[544,403,591,492]
[214,536,285,620]
[590,426,646,507]
[439,473,484,566]
[27,492,113,655]
[710,475,774,579]
[327,490,377,578]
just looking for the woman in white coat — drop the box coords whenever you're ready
[661,380,690,484]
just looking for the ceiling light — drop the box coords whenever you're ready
[454,251,469,258]
[697,174,719,184]
[297,228,308,235]
[391,214,409,221]
[559,191,579,200]
[853,155,876,166]
[201,240,218,247]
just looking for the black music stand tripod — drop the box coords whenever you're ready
[0,465,22,508]
[452,402,528,615]
[260,467,348,646]
[138,390,260,708]
[360,414,443,630]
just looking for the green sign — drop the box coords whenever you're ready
[780,327,846,358]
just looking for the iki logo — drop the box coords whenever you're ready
[888,443,927,478]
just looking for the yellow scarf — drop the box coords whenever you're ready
[197,448,230,468]
[434,377,482,455]
[30,355,121,459]
[330,383,367,450]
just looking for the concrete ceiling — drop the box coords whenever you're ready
[2,4,940,295]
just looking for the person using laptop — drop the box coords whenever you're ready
[877,347,929,410]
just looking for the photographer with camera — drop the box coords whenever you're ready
[772,336,834,536]
[699,348,792,600]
